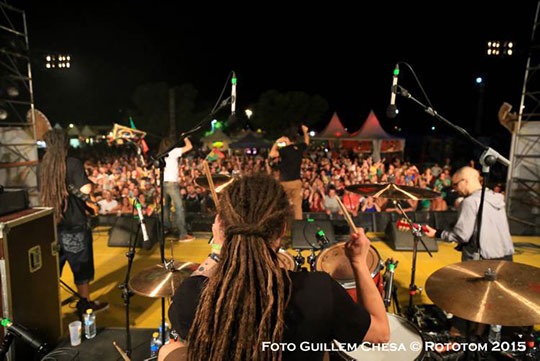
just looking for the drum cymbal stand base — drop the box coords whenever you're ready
[294,249,306,271]
[307,249,317,272]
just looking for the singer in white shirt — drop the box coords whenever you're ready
[158,137,193,241]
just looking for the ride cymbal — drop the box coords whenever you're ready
[426,261,540,326]
[195,174,234,193]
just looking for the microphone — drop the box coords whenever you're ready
[315,228,330,248]
[0,318,48,352]
[386,63,400,119]
[132,197,150,244]
[229,71,237,125]
[384,260,397,308]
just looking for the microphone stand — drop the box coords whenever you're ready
[118,202,140,357]
[394,85,510,258]
[149,97,231,346]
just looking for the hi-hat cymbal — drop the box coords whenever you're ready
[195,174,234,193]
[129,261,199,298]
[426,261,540,326]
[345,183,440,200]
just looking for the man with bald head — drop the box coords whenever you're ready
[425,166,514,261]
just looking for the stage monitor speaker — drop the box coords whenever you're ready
[0,208,61,361]
[292,219,336,249]
[107,216,157,250]
[385,220,438,252]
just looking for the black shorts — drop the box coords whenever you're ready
[58,226,95,285]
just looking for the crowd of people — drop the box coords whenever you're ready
[74,144,505,221]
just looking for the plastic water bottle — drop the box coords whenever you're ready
[84,309,96,339]
[488,324,502,344]
[150,332,162,357]
[158,322,170,345]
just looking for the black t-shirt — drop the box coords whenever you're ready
[169,271,371,361]
[61,157,91,228]
[278,143,307,182]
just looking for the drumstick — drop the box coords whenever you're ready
[113,341,131,361]
[335,196,358,234]
[202,160,219,208]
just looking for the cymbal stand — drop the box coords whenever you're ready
[307,249,317,272]
[294,249,306,271]
[393,200,432,318]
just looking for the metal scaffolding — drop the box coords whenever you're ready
[0,2,39,205]
[505,1,540,235]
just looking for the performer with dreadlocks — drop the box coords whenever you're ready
[162,174,388,361]
[40,129,108,316]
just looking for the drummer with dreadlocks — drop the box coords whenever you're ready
[40,129,108,316]
[161,174,389,361]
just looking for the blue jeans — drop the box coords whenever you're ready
[163,182,187,238]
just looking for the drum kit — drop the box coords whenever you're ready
[122,180,540,361]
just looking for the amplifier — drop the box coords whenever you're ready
[0,190,29,217]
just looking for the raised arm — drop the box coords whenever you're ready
[301,124,310,146]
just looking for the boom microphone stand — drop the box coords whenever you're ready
[393,80,510,258]
[149,72,235,345]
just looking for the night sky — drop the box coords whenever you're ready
[8,1,538,146]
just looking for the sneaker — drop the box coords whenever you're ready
[176,234,195,243]
[76,299,109,316]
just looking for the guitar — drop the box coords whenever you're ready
[395,219,430,234]
[67,184,100,216]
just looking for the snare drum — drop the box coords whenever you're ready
[277,249,297,271]
[315,243,383,302]
[334,313,424,361]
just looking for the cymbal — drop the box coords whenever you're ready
[426,261,540,326]
[345,183,440,200]
[195,174,234,193]
[129,261,199,298]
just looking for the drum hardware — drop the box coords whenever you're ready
[307,248,317,272]
[391,200,433,319]
[293,249,306,271]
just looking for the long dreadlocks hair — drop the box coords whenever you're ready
[40,129,70,224]
[188,174,293,361]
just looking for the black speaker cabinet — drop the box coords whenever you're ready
[292,219,336,249]
[385,221,438,252]
[107,215,157,250]
[0,208,62,361]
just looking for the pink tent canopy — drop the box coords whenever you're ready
[313,112,349,139]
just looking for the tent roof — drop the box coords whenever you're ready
[201,129,231,143]
[81,125,97,137]
[53,123,63,130]
[67,125,80,136]
[313,112,349,139]
[347,111,402,140]
[230,131,271,149]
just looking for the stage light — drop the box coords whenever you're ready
[245,109,253,119]
[46,63,51,68]
[508,42,513,48]
[0,109,7,120]
[431,126,436,131]
[476,77,483,84]
[309,131,315,137]
[487,42,492,47]
[46,55,51,61]
[69,123,74,128]
[66,63,70,68]
[508,49,513,56]
[395,109,400,115]
[487,49,492,55]
[67,56,71,61]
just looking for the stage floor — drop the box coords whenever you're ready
[59,229,540,332]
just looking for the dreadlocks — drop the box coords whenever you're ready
[187,174,293,361]
[40,129,70,224]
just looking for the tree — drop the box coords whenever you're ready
[250,90,328,138]
[129,83,200,140]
